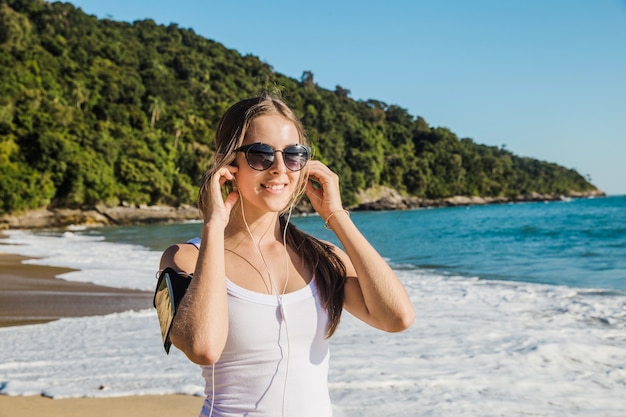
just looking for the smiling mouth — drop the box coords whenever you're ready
[262,183,286,191]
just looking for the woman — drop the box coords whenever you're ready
[160,94,415,417]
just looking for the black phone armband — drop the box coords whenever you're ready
[153,267,191,353]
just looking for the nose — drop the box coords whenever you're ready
[268,150,288,173]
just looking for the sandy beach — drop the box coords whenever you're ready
[0,395,205,417]
[0,251,204,417]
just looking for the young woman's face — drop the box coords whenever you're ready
[233,114,303,214]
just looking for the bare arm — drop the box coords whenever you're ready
[160,166,239,365]
[305,161,415,332]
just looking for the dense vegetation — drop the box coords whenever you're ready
[0,0,598,215]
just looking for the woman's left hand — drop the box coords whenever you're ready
[304,160,344,220]
[305,161,416,332]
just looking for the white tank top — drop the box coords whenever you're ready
[187,239,333,417]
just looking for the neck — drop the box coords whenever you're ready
[225,201,283,245]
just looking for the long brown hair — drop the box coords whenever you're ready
[200,93,346,337]
[280,216,346,337]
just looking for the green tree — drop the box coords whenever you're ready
[0,0,601,215]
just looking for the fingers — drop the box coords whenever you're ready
[305,161,339,191]
[216,166,238,187]
[200,166,239,221]
[304,161,343,216]
[223,190,240,212]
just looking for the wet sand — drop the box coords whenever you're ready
[0,253,153,327]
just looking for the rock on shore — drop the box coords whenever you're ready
[0,187,606,230]
[0,204,201,230]
[351,186,606,211]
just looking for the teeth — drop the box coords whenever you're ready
[264,184,285,191]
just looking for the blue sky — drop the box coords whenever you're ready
[65,0,626,195]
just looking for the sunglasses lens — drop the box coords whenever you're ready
[240,144,310,171]
[246,144,275,170]
[283,145,310,171]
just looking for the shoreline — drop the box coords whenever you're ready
[0,252,152,327]
[0,197,623,416]
[0,189,606,230]
[0,250,204,416]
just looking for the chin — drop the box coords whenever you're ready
[271,201,293,213]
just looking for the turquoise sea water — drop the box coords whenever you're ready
[92,194,626,292]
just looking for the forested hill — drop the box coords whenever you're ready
[0,0,601,216]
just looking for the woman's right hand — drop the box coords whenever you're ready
[201,166,239,225]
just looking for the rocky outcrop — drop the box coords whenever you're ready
[0,205,201,230]
[0,187,606,230]
[351,186,606,211]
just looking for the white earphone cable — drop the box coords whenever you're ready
[207,363,215,417]
[240,200,293,417]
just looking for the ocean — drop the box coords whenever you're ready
[1,195,625,416]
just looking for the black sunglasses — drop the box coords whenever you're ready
[234,143,311,172]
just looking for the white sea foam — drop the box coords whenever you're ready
[1,229,159,291]
[1,230,625,416]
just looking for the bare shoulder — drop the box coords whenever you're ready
[159,242,198,274]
